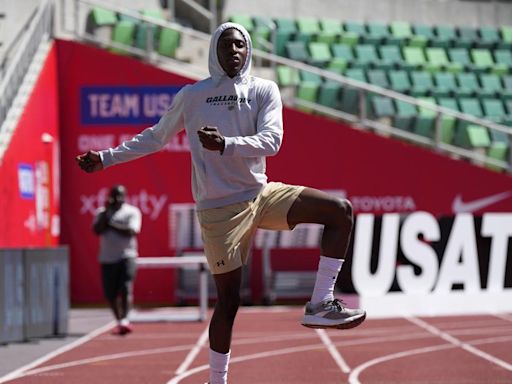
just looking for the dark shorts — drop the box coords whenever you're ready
[101,258,137,301]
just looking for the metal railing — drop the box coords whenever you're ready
[0,0,53,128]
[62,0,512,173]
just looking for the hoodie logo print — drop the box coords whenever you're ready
[205,95,252,107]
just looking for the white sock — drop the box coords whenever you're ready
[311,256,344,304]
[209,348,230,384]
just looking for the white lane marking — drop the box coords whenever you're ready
[315,329,351,373]
[173,325,209,376]
[348,334,512,384]
[22,344,197,376]
[407,316,512,372]
[0,320,115,384]
[348,343,455,384]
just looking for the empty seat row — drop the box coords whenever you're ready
[277,65,512,101]
[86,7,180,58]
[229,15,512,55]
[285,41,511,75]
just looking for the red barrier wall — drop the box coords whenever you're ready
[0,43,60,247]
[55,40,512,304]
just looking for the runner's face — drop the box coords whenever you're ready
[217,28,247,78]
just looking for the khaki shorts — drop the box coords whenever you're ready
[197,182,305,274]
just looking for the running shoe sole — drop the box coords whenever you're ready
[301,312,366,330]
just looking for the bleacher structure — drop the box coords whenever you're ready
[61,0,512,174]
[230,15,512,173]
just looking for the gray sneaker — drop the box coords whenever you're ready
[301,299,366,329]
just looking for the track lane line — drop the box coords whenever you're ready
[172,324,209,378]
[407,316,512,372]
[315,329,351,373]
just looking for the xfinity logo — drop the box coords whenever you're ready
[205,95,251,106]
[80,188,168,220]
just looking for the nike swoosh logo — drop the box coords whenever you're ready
[452,191,512,213]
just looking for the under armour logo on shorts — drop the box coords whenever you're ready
[216,260,225,267]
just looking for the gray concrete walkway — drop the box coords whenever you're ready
[0,308,112,380]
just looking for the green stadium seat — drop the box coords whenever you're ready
[425,47,451,72]
[274,30,295,56]
[229,15,254,31]
[344,21,366,36]
[285,41,309,62]
[340,68,367,114]
[403,46,427,69]
[88,6,117,27]
[377,45,404,70]
[365,22,390,45]
[433,25,456,48]
[296,81,320,112]
[367,69,389,89]
[448,48,474,71]
[354,44,379,69]
[317,81,342,109]
[505,99,512,114]
[300,69,323,84]
[457,96,484,134]
[413,24,435,40]
[478,26,500,49]
[459,97,484,118]
[471,48,500,74]
[331,43,354,68]
[432,72,456,98]
[251,16,273,50]
[110,21,136,55]
[437,97,459,143]
[275,18,296,32]
[389,69,412,94]
[455,26,478,49]
[503,75,512,100]
[309,42,332,67]
[389,21,412,45]
[394,100,417,131]
[317,19,343,45]
[85,7,117,38]
[327,58,348,74]
[157,27,180,57]
[276,65,300,87]
[274,18,296,56]
[499,26,512,48]
[494,49,512,68]
[316,18,343,45]
[370,96,395,126]
[487,142,508,170]
[454,124,491,149]
[410,71,434,96]
[320,19,344,35]
[296,17,321,44]
[456,72,480,97]
[479,73,504,99]
[339,32,360,47]
[481,98,509,122]
[134,22,159,51]
[412,97,437,138]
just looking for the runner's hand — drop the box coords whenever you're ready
[76,150,103,173]
[197,126,225,153]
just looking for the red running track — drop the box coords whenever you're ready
[3,308,512,383]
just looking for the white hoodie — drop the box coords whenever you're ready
[100,22,283,210]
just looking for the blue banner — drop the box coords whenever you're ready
[80,86,182,125]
